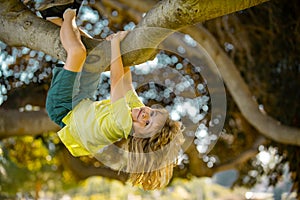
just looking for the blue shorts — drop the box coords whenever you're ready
[46,64,101,127]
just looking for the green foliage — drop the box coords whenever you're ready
[6,136,51,170]
[0,134,77,197]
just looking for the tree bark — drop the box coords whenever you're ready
[0,0,269,67]
[0,0,66,59]
[0,109,59,139]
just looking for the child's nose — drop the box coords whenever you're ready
[141,112,149,120]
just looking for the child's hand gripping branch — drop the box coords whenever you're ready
[45,3,184,191]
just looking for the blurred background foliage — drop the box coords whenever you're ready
[203,0,300,195]
[0,0,299,199]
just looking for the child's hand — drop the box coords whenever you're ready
[106,31,129,42]
[116,31,129,41]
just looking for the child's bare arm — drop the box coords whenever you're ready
[123,67,135,93]
[108,31,128,103]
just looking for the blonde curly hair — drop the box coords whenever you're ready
[126,116,185,190]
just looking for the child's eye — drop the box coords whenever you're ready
[145,121,150,126]
[150,111,154,117]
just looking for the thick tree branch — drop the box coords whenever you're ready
[1,83,48,109]
[90,0,143,24]
[0,109,59,139]
[0,0,269,71]
[182,25,300,146]
[0,0,65,58]
[117,0,156,13]
[0,0,99,61]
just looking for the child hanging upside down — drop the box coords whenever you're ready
[44,3,184,190]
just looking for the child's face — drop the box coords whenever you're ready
[131,106,168,137]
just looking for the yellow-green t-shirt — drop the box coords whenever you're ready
[57,90,144,157]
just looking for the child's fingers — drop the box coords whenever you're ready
[114,31,129,41]
[119,31,129,40]
[105,34,115,41]
[106,31,129,41]
[106,33,119,41]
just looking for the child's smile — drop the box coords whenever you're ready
[131,106,168,137]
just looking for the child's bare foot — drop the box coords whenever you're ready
[63,8,77,21]
[46,9,92,39]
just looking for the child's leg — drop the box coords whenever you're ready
[60,9,86,72]
[57,10,100,107]
[72,69,102,107]
[46,65,79,127]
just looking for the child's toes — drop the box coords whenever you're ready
[63,8,77,19]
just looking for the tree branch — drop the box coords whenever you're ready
[182,25,300,146]
[0,0,269,71]
[0,0,65,58]
[0,109,59,139]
